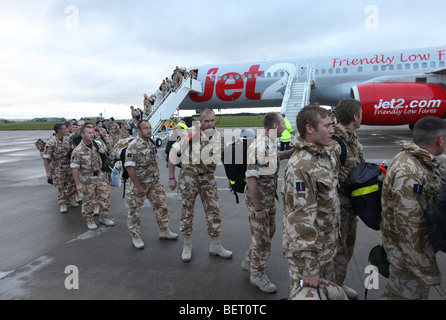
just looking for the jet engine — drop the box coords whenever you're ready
[351,82,446,125]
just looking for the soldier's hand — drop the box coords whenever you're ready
[255,209,266,221]
[76,183,84,193]
[46,172,52,180]
[168,179,177,190]
[302,274,321,288]
[135,185,145,197]
[228,181,233,192]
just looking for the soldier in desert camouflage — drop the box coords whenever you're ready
[329,99,365,299]
[71,125,115,230]
[168,108,232,262]
[42,123,78,213]
[381,116,446,299]
[125,120,178,249]
[281,104,347,300]
[240,112,291,294]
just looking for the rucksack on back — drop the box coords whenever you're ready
[345,162,386,230]
[425,183,446,252]
[223,137,252,203]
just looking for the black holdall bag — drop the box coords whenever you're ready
[345,162,386,230]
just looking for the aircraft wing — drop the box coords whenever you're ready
[428,67,446,74]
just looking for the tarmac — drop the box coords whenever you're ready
[0,125,445,302]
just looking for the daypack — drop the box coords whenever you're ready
[345,162,386,230]
[223,137,254,203]
[425,183,446,252]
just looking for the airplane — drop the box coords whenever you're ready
[177,45,446,129]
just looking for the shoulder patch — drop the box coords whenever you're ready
[296,181,306,198]
[413,184,423,197]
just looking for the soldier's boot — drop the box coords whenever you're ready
[240,259,251,273]
[59,204,67,213]
[182,236,192,262]
[341,284,358,300]
[68,200,79,208]
[250,273,277,293]
[99,217,115,227]
[131,235,144,249]
[209,237,232,259]
[87,219,97,230]
[159,228,178,240]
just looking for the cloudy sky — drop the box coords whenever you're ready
[1,0,445,120]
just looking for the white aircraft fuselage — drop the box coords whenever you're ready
[179,45,446,125]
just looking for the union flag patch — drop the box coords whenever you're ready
[413,184,423,197]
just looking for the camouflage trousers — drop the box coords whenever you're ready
[53,165,76,205]
[244,190,276,275]
[331,206,357,285]
[80,174,111,220]
[287,251,347,300]
[178,170,221,238]
[381,244,431,300]
[125,180,170,238]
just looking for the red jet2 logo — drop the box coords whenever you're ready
[190,65,264,102]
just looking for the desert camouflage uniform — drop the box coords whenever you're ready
[380,141,446,299]
[131,108,140,126]
[143,97,152,116]
[70,140,111,220]
[108,121,121,148]
[282,137,344,299]
[125,136,170,238]
[43,135,76,205]
[172,127,224,237]
[120,122,131,139]
[244,131,280,276]
[330,123,365,285]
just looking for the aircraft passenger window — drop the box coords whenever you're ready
[280,71,285,77]
[373,66,378,72]
[389,65,394,70]
[223,75,228,80]
[381,66,386,71]
[315,69,319,75]
[321,69,326,74]
[422,62,428,68]
[414,63,419,69]
[358,67,363,72]
[274,72,278,77]
[397,64,402,70]
[405,64,410,70]
[343,68,348,73]
[235,74,240,80]
[267,72,271,77]
[335,68,340,74]
[440,61,445,67]
[431,62,436,68]
[329,69,333,74]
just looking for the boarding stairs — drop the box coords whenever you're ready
[144,76,202,143]
[281,63,315,132]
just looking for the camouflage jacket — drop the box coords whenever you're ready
[282,137,341,276]
[173,126,224,175]
[331,123,365,200]
[108,122,120,137]
[120,122,131,139]
[381,140,446,285]
[245,131,279,195]
[70,140,105,177]
[42,135,73,168]
[124,136,160,183]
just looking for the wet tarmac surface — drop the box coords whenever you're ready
[0,126,444,302]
